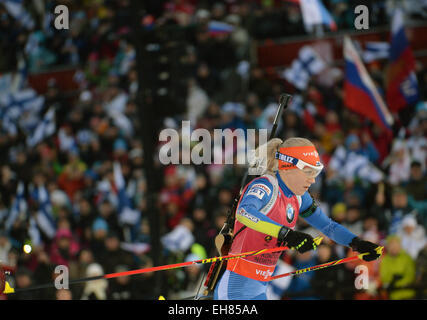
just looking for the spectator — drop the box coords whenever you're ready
[344,132,380,164]
[0,230,12,265]
[8,267,40,300]
[386,139,411,186]
[405,161,427,202]
[283,251,318,300]
[161,218,195,254]
[190,207,216,254]
[25,31,57,72]
[396,215,427,260]
[32,249,56,300]
[188,172,212,213]
[171,253,206,300]
[133,255,157,300]
[343,206,364,236]
[0,166,17,207]
[57,153,86,201]
[388,187,417,235]
[135,217,151,244]
[90,217,109,259]
[248,66,273,105]
[9,149,33,185]
[196,62,221,99]
[80,263,108,300]
[0,0,426,301]
[49,228,80,267]
[368,182,391,233]
[96,231,135,275]
[328,134,384,187]
[311,243,354,299]
[404,161,427,227]
[74,197,96,245]
[379,235,416,300]
[56,289,73,300]
[406,123,427,173]
[330,202,347,224]
[362,215,383,243]
[69,248,95,299]
[359,130,380,164]
[415,242,427,298]
[96,200,121,235]
[186,78,209,125]
[107,265,140,300]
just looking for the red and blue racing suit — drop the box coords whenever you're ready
[214,171,357,300]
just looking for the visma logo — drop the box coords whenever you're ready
[255,269,273,280]
[302,151,319,157]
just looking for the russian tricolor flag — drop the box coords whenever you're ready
[385,8,419,112]
[343,36,394,132]
[207,21,235,36]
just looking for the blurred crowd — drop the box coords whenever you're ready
[0,0,427,300]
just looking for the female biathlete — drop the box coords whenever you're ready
[214,137,382,300]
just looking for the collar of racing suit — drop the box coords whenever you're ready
[275,171,295,198]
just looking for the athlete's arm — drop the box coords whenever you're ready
[299,192,356,246]
[235,178,283,238]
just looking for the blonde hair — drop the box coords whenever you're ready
[252,137,314,174]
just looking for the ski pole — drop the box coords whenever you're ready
[5,244,293,294]
[269,246,384,281]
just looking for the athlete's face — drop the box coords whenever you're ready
[279,167,316,196]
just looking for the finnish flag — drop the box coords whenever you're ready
[5,181,27,231]
[0,0,35,30]
[329,146,384,184]
[0,88,44,135]
[0,73,13,97]
[0,54,27,95]
[29,216,42,246]
[26,107,56,148]
[109,111,134,138]
[95,179,119,208]
[281,46,326,90]
[33,186,56,239]
[1,112,18,135]
[161,224,195,253]
[363,42,390,63]
[0,89,44,116]
[299,0,337,33]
